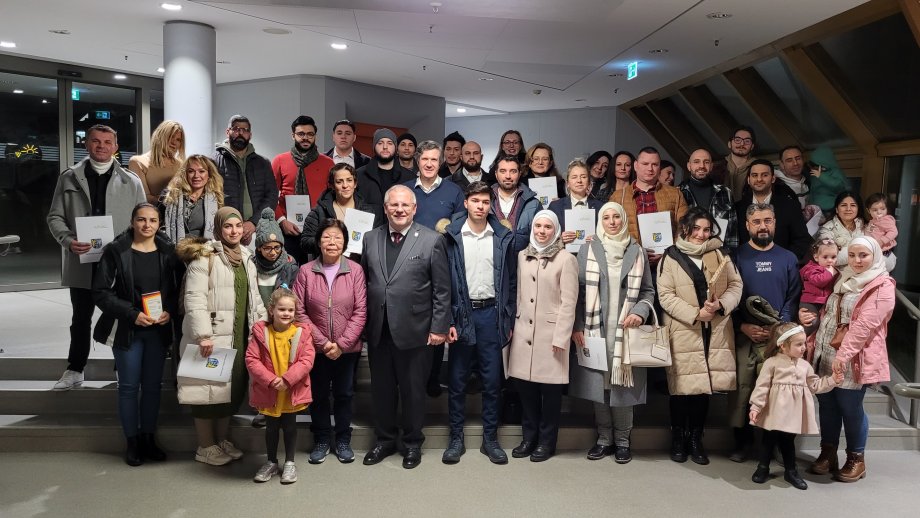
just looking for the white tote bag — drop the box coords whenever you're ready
[625,300,672,367]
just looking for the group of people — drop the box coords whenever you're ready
[45,118,896,489]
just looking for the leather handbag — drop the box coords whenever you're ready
[625,300,672,367]
[829,294,848,351]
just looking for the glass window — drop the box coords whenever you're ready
[752,57,852,149]
[0,73,61,288]
[72,83,137,166]
[702,76,779,154]
[813,14,920,141]
[150,89,164,132]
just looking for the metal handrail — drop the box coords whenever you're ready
[894,289,920,426]
[895,289,920,321]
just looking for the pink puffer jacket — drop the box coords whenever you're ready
[245,320,315,409]
[292,257,367,354]
[836,274,896,385]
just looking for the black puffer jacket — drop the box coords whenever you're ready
[212,144,278,226]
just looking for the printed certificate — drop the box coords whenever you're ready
[564,208,596,253]
[285,195,311,231]
[576,336,608,371]
[344,208,376,256]
[176,343,235,382]
[529,177,558,209]
[75,215,114,263]
[637,211,673,254]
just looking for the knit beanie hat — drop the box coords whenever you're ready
[397,133,417,147]
[373,128,398,148]
[255,208,283,248]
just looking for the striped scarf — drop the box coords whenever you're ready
[584,242,645,387]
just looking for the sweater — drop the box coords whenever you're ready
[404,178,465,231]
[734,242,801,322]
[128,152,181,205]
[271,151,336,220]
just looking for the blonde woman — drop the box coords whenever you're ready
[130,120,186,204]
[162,155,224,243]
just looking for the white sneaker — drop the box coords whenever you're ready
[195,445,233,466]
[253,461,279,482]
[53,370,84,391]
[280,461,297,484]
[218,439,243,460]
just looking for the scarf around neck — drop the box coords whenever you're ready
[597,202,630,262]
[292,144,320,196]
[528,209,561,253]
[255,247,290,276]
[675,236,723,257]
[214,206,243,267]
[835,236,888,294]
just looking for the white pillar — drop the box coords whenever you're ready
[163,21,216,156]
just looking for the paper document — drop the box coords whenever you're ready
[577,336,608,371]
[141,292,163,321]
[529,177,558,209]
[637,211,674,254]
[285,195,311,231]
[806,210,822,236]
[75,215,114,263]
[176,343,235,382]
[344,208,376,255]
[714,217,729,242]
[564,208,596,253]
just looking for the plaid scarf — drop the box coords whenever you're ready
[583,242,645,387]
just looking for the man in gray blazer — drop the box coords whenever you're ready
[361,184,451,469]
[47,124,145,390]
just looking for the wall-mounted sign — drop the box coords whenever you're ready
[71,89,80,100]
[95,111,111,120]
[627,62,638,81]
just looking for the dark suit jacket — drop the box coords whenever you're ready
[325,148,371,170]
[735,187,812,261]
[547,196,603,227]
[361,221,452,350]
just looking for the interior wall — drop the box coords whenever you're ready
[214,76,302,161]
[614,109,679,182]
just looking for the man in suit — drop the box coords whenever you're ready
[361,184,452,469]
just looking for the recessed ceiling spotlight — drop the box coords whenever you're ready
[263,28,291,35]
[217,60,231,64]
[12,89,24,94]
[574,99,586,102]
[479,77,494,81]
[608,73,624,78]
[161,3,182,11]
[706,12,732,19]
[49,29,71,35]
[0,41,16,48]
[331,43,348,50]
[648,49,668,54]
[157,67,165,73]
[113,74,127,80]
[456,108,467,113]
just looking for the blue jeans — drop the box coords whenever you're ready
[817,386,869,453]
[309,351,358,443]
[113,330,167,438]
[448,305,503,438]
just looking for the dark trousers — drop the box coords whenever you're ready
[759,430,797,468]
[368,325,432,449]
[68,287,96,372]
[112,331,167,438]
[428,344,445,386]
[309,351,359,443]
[669,394,710,430]
[516,379,563,448]
[448,306,502,438]
[265,413,298,463]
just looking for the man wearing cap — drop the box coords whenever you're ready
[438,131,466,179]
[397,133,418,174]
[325,119,370,170]
[213,115,278,246]
[356,128,415,209]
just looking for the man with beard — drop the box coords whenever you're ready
[213,115,278,246]
[272,115,335,263]
[356,128,415,209]
[678,148,738,248]
[451,141,495,189]
[714,126,757,201]
[438,131,465,178]
[326,119,370,170]
[734,159,811,260]
[729,203,801,462]
[491,155,541,253]
[775,145,809,208]
[397,133,418,174]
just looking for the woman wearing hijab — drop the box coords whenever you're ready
[570,202,654,463]
[800,236,895,482]
[507,210,579,462]
[176,206,266,466]
[657,207,743,465]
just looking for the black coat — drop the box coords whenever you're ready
[92,230,181,349]
[449,168,496,191]
[355,160,415,208]
[212,147,278,226]
[324,148,371,170]
[299,189,384,258]
[735,185,812,261]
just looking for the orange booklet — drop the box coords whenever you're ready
[141,291,163,321]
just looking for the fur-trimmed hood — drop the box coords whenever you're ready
[175,236,214,263]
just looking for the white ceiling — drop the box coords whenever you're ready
[0,0,867,116]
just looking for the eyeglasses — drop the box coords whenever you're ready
[294,131,316,138]
[502,140,521,146]
[229,126,251,134]
[260,244,282,253]
[732,137,753,145]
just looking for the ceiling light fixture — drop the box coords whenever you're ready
[706,12,732,19]
[479,77,494,81]
[113,74,127,80]
[49,29,71,35]
[608,73,624,78]
[648,49,668,54]
[0,41,16,48]
[12,89,24,94]
[331,43,348,50]
[161,3,182,11]
[217,60,230,64]
[574,99,586,102]
[157,67,165,73]
[430,2,442,14]
[42,99,49,104]
[263,28,291,35]
[456,108,466,113]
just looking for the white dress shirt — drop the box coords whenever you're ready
[332,149,356,168]
[461,220,495,300]
[415,175,442,194]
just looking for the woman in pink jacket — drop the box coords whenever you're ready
[293,219,367,465]
[800,236,895,483]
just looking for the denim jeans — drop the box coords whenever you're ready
[113,330,167,438]
[310,351,358,443]
[447,306,503,438]
[817,385,869,453]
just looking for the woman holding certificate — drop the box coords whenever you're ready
[300,163,381,259]
[176,206,266,466]
[657,207,743,465]
[569,202,654,463]
[92,202,181,466]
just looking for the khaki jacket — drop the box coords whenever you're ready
[610,182,687,244]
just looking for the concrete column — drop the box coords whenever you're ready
[163,21,216,155]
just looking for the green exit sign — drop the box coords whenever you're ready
[627,62,638,80]
[71,89,80,100]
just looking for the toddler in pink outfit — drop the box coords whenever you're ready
[865,193,897,271]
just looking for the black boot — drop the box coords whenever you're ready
[141,433,167,461]
[688,428,709,465]
[669,427,688,463]
[784,468,808,490]
[125,436,143,466]
[751,464,770,484]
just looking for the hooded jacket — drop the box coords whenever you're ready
[245,320,315,409]
[807,147,851,212]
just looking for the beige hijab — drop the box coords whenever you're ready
[214,206,243,267]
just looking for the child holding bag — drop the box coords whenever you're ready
[749,321,842,490]
[245,287,314,484]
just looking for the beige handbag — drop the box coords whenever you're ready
[625,300,672,367]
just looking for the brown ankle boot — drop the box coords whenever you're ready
[836,451,866,482]
[810,443,838,475]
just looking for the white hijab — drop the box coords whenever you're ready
[529,209,561,253]
[597,202,630,261]
[834,236,888,294]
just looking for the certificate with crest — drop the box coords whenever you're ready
[285,195,311,230]
[529,177,558,209]
[564,208,596,253]
[176,343,235,382]
[576,336,608,371]
[637,211,673,254]
[75,215,114,263]
[344,208,375,255]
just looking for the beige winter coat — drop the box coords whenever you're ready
[507,245,579,384]
[657,248,743,395]
[750,353,837,435]
[176,238,266,405]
